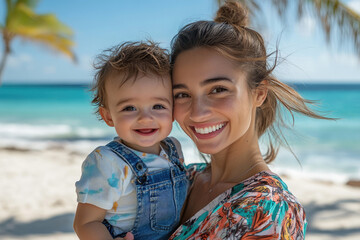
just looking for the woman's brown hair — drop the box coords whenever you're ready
[170,1,330,163]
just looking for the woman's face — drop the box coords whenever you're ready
[172,47,265,154]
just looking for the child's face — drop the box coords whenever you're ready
[100,74,173,153]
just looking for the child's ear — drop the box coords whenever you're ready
[254,80,268,107]
[99,107,114,127]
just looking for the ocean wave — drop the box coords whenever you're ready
[0,123,358,183]
[0,123,113,140]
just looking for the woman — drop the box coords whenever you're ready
[169,1,327,239]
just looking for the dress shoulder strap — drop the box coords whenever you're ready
[163,137,185,171]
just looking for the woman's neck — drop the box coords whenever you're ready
[209,131,268,186]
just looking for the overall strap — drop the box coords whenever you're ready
[163,138,185,171]
[106,140,148,184]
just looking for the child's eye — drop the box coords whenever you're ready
[210,86,228,94]
[174,92,190,99]
[153,104,166,110]
[122,106,137,111]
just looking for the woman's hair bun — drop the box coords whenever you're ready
[214,1,248,27]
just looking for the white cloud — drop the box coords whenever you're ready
[7,54,33,68]
[348,0,360,14]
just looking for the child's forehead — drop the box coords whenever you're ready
[107,72,171,89]
[105,73,173,105]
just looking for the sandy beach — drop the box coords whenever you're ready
[1,147,359,240]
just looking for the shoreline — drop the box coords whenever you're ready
[1,147,360,240]
[2,144,359,184]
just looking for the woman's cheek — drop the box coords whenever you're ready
[210,96,236,112]
[173,102,184,123]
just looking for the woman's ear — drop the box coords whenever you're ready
[99,107,114,127]
[254,80,268,107]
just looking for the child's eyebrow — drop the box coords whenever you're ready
[116,97,171,106]
[116,98,133,106]
[154,97,171,105]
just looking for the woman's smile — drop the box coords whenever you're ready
[191,122,227,139]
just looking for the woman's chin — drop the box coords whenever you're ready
[195,143,222,155]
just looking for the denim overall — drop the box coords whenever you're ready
[104,138,189,240]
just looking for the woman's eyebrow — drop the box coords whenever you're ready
[201,77,232,86]
[173,77,232,90]
[173,83,187,90]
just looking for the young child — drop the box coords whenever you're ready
[73,41,189,240]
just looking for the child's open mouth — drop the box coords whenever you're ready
[134,128,158,136]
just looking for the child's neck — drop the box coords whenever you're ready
[120,140,162,155]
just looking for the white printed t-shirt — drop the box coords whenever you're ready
[75,137,183,233]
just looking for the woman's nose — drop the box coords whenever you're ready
[189,97,212,122]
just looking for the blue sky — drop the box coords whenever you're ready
[1,0,360,84]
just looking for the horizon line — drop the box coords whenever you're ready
[2,80,360,85]
[2,82,360,91]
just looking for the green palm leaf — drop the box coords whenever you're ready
[0,0,76,84]
[5,0,75,59]
[217,0,360,57]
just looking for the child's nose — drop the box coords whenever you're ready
[137,109,153,123]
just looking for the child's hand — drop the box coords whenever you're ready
[114,232,134,240]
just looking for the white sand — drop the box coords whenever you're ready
[1,148,359,240]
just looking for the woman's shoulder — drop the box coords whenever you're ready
[170,171,306,239]
[232,171,301,204]
[226,171,306,238]
[230,171,306,221]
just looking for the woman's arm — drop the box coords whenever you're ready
[73,202,114,240]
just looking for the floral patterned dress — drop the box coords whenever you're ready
[169,164,307,240]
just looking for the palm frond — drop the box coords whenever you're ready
[299,0,360,57]
[6,0,38,24]
[25,33,76,60]
[216,0,360,58]
[4,0,76,61]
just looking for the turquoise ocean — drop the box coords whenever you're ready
[1,83,359,183]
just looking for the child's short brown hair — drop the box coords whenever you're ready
[91,40,170,119]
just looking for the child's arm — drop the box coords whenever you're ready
[73,202,114,240]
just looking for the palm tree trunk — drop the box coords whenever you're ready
[0,34,11,86]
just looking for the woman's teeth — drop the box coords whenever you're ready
[194,123,225,134]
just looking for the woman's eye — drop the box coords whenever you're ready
[122,106,136,111]
[210,87,228,94]
[174,92,190,99]
[153,104,166,110]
